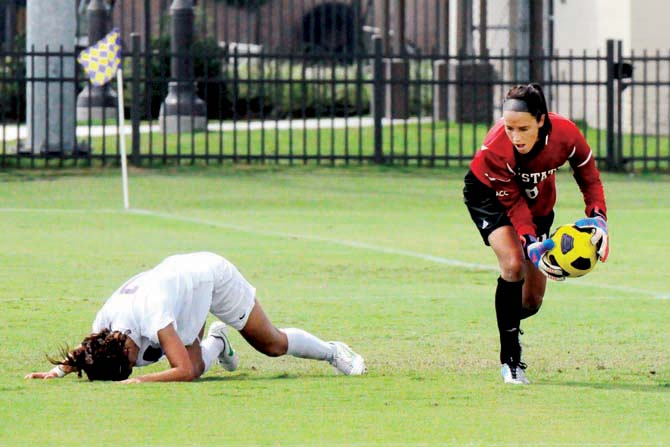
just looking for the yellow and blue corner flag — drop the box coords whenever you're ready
[77,28,122,86]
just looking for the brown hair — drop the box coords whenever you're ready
[50,329,133,381]
[504,83,552,134]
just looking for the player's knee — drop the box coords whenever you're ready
[524,293,544,309]
[192,359,206,378]
[261,339,288,357]
[500,255,525,281]
[258,332,288,357]
[520,303,542,320]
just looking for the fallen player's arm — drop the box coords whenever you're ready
[120,323,195,384]
[25,363,76,379]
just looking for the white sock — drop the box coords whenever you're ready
[281,328,336,361]
[200,336,224,373]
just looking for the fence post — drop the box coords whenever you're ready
[4,0,17,51]
[605,39,615,171]
[131,33,141,166]
[372,35,385,164]
[616,40,624,170]
[144,0,152,120]
[158,0,206,133]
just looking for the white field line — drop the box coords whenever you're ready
[0,117,433,141]
[2,206,668,300]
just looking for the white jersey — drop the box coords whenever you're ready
[92,252,256,367]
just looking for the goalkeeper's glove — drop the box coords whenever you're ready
[538,253,566,281]
[521,234,555,269]
[575,210,609,262]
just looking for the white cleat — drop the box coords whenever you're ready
[501,363,530,385]
[208,321,239,372]
[328,342,367,375]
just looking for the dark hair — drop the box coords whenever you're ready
[50,329,133,381]
[504,83,552,134]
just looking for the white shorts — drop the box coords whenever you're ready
[209,257,256,331]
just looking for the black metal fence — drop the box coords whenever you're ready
[0,31,668,170]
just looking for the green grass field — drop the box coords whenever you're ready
[1,166,669,446]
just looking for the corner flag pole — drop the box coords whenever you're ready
[115,68,130,210]
[77,28,128,210]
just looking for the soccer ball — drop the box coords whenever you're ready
[545,224,598,278]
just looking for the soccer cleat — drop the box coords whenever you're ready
[208,321,239,372]
[328,342,367,375]
[500,328,529,384]
[501,362,530,385]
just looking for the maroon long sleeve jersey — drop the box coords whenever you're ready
[469,112,607,238]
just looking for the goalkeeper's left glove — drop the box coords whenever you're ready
[575,209,609,262]
[521,234,555,269]
[538,253,566,281]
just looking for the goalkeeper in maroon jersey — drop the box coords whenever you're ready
[463,83,609,385]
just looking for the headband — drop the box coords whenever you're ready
[502,98,530,113]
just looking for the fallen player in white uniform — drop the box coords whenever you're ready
[25,252,366,383]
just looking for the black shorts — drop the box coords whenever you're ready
[463,170,554,245]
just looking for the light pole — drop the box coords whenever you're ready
[26,0,76,153]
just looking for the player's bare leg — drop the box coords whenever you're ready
[239,299,366,375]
[489,226,530,384]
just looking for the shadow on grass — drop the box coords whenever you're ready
[537,380,670,393]
[197,371,344,383]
